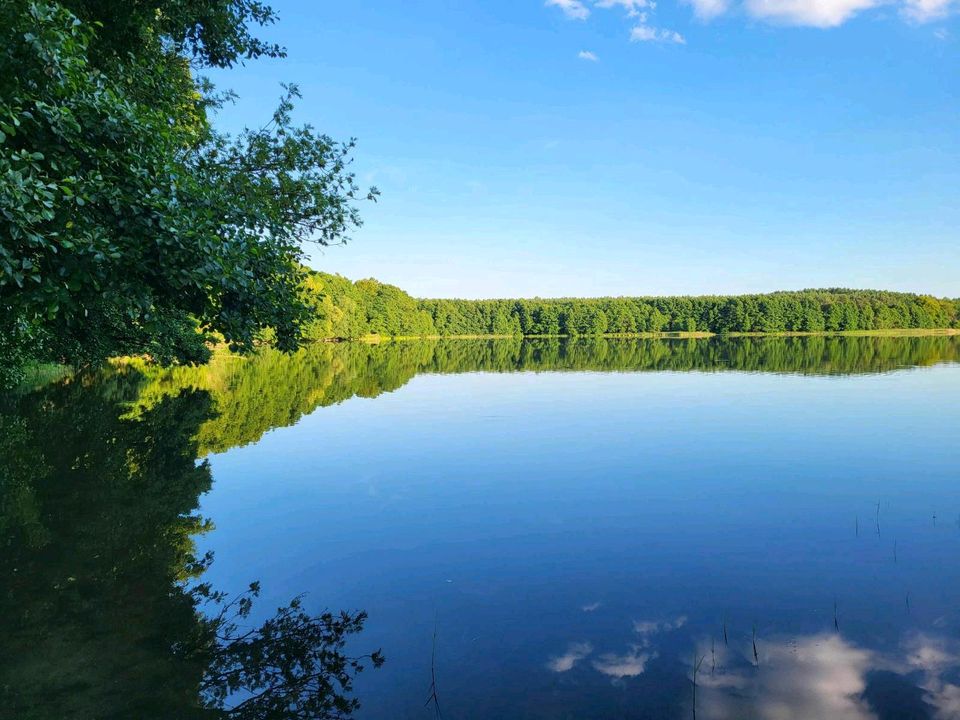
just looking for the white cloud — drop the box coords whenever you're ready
[933,26,950,36]
[595,0,654,16]
[743,0,881,26]
[582,600,602,610]
[902,0,958,21]
[546,642,593,672]
[577,49,600,60]
[684,0,733,18]
[546,0,691,45]
[631,24,687,42]
[548,0,957,32]
[704,0,957,25]
[546,0,591,19]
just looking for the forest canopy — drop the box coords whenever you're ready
[302,270,960,340]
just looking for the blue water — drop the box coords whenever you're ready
[196,359,960,719]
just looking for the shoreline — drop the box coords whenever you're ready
[358,328,960,343]
[17,328,958,391]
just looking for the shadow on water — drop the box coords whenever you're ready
[3,335,960,718]
[0,375,382,719]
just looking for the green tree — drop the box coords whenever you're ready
[290,274,958,343]
[0,0,375,382]
[606,300,637,334]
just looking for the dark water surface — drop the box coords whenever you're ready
[3,336,960,719]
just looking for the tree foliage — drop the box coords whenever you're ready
[0,0,374,382]
[299,271,960,340]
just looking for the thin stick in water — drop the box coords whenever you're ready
[692,652,705,720]
[425,623,443,719]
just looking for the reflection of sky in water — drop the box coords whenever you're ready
[198,366,960,718]
[697,630,960,719]
[546,624,960,718]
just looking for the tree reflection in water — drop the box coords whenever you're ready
[0,374,381,719]
[123,334,960,456]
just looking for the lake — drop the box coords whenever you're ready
[3,335,960,719]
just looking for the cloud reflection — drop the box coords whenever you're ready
[546,642,593,672]
[691,630,960,720]
[699,634,875,720]
[634,615,687,637]
[548,616,960,718]
[903,634,960,720]
[547,615,686,680]
[592,646,657,678]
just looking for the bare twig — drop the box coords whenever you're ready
[425,622,443,719]
[692,652,705,719]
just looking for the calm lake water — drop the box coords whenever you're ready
[4,336,960,719]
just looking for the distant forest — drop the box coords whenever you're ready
[303,271,960,340]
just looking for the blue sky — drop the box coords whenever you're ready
[210,0,958,299]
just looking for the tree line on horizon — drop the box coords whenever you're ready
[303,271,960,340]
